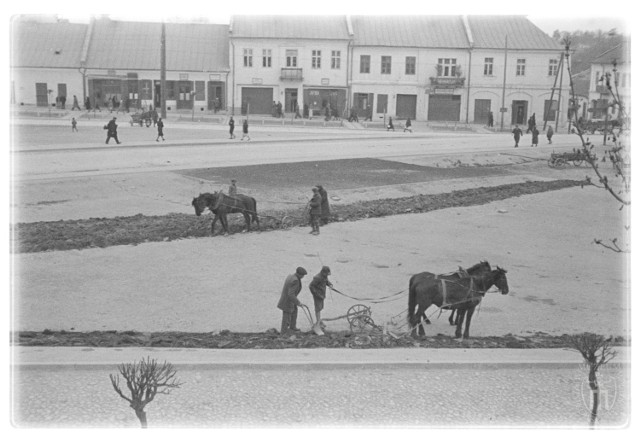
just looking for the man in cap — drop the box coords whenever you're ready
[309,187,322,235]
[105,117,121,144]
[309,266,332,330]
[277,267,307,334]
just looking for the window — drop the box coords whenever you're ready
[360,55,370,74]
[243,49,253,67]
[381,56,391,74]
[437,58,457,77]
[405,56,416,75]
[331,50,341,69]
[376,94,388,113]
[548,59,558,77]
[286,50,298,67]
[516,59,526,76]
[262,49,272,68]
[312,50,322,69]
[484,58,494,76]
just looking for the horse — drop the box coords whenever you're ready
[408,261,492,332]
[408,266,509,339]
[191,192,260,235]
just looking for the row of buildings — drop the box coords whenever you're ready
[10,15,629,125]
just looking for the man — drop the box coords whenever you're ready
[241,119,250,141]
[277,267,307,334]
[228,179,238,197]
[71,95,81,111]
[546,125,554,144]
[512,125,523,148]
[105,117,121,144]
[316,185,330,225]
[309,266,332,330]
[309,187,322,235]
[156,117,165,141]
[229,116,236,139]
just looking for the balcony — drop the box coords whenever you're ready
[280,68,303,81]
[429,76,465,88]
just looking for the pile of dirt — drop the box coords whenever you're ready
[13,179,583,253]
[13,329,628,350]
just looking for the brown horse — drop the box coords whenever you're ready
[408,266,509,339]
[192,192,260,235]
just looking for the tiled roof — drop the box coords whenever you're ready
[467,16,562,50]
[11,19,88,68]
[351,15,470,48]
[231,15,350,40]
[85,19,229,71]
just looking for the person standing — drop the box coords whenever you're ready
[546,125,554,144]
[105,117,121,144]
[387,116,395,131]
[294,101,301,119]
[512,125,523,148]
[277,267,307,334]
[71,95,81,111]
[316,185,330,225]
[228,179,238,197]
[241,119,250,141]
[229,116,236,139]
[156,117,165,141]
[309,187,322,235]
[404,118,412,133]
[309,266,333,330]
[71,117,78,132]
[85,96,91,111]
[488,111,494,128]
[531,126,539,147]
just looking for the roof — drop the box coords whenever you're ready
[467,16,562,50]
[592,42,630,65]
[231,15,350,40]
[350,16,470,48]
[11,19,88,68]
[85,18,229,71]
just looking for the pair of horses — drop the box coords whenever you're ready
[192,192,259,235]
[408,261,509,339]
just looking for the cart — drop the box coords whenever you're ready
[547,151,594,168]
[130,111,153,127]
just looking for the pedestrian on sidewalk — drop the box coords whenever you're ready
[387,116,395,131]
[512,125,523,148]
[71,117,78,132]
[156,117,165,141]
[105,117,121,144]
[309,266,333,330]
[487,111,494,128]
[71,95,81,111]
[404,118,412,133]
[241,119,250,141]
[316,184,330,225]
[546,125,554,144]
[229,116,236,139]
[277,267,307,334]
[531,126,539,147]
[309,187,322,235]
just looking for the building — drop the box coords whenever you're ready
[229,15,352,117]
[587,42,630,121]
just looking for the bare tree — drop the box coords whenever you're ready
[568,332,617,427]
[109,356,184,428]
[564,37,630,252]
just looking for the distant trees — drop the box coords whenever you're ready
[552,29,626,74]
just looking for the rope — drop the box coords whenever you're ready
[328,286,407,304]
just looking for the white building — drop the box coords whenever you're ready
[587,42,631,121]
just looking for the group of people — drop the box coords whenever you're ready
[228,116,250,140]
[511,113,554,148]
[277,266,333,334]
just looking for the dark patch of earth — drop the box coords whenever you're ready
[12,179,583,253]
[13,329,628,350]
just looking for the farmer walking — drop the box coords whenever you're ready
[241,119,250,141]
[105,117,121,144]
[316,185,330,225]
[309,187,322,235]
[156,117,165,141]
[277,267,307,334]
[309,266,333,330]
[512,125,523,148]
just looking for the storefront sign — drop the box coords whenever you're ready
[251,78,263,84]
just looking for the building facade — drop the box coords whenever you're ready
[587,43,630,121]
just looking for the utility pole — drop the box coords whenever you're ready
[556,50,565,133]
[160,22,167,119]
[500,35,508,130]
[543,53,562,132]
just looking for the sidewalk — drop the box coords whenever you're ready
[13,346,631,368]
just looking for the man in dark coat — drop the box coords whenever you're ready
[277,267,307,334]
[531,126,539,147]
[309,187,322,235]
[72,95,81,111]
[488,111,494,128]
[156,117,165,141]
[229,116,236,139]
[546,125,554,144]
[316,185,330,225]
[241,119,250,141]
[512,125,523,148]
[309,266,332,329]
[105,117,121,144]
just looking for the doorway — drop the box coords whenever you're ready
[285,88,298,112]
[511,100,528,125]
